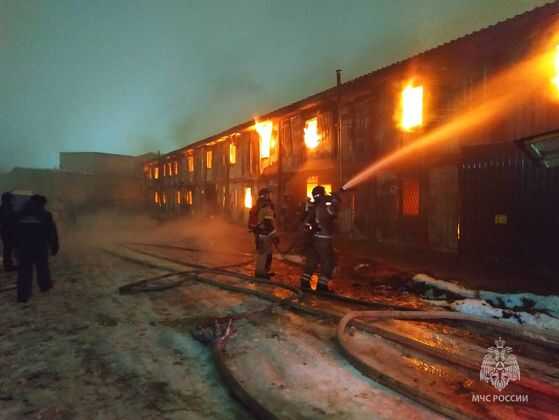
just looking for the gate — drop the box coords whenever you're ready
[459,142,559,266]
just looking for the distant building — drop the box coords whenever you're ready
[0,152,156,215]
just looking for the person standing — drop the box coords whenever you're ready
[15,195,59,303]
[250,188,278,279]
[0,192,16,272]
[299,186,339,293]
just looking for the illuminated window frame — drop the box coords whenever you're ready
[401,84,424,131]
[206,150,213,169]
[229,143,237,165]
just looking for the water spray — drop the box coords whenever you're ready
[342,48,556,191]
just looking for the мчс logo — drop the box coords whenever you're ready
[480,337,520,392]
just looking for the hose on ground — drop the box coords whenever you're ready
[112,245,559,419]
[337,310,559,419]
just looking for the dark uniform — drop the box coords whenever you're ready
[250,188,278,279]
[299,186,338,292]
[15,195,59,303]
[0,192,16,272]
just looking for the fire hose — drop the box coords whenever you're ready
[337,311,559,419]
[112,244,559,419]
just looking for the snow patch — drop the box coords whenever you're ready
[414,274,559,332]
[412,273,478,299]
[449,298,559,332]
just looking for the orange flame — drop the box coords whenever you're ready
[304,118,320,149]
[401,84,423,131]
[553,45,559,91]
[255,121,272,158]
[344,50,552,190]
[244,187,253,209]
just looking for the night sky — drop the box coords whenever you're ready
[0,0,550,170]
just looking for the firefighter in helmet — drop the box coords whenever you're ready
[299,185,338,292]
[250,188,278,279]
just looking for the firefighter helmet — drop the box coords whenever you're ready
[311,185,326,199]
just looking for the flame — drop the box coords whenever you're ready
[401,84,423,131]
[344,51,551,190]
[244,187,253,209]
[206,150,213,169]
[304,117,320,149]
[553,45,559,90]
[229,143,237,164]
[256,121,272,158]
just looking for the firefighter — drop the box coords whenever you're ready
[299,185,339,292]
[15,194,59,303]
[0,192,16,272]
[250,188,278,279]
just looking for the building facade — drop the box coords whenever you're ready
[144,2,559,267]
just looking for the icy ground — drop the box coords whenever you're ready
[413,273,559,333]
[0,240,438,420]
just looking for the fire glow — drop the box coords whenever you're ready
[344,51,553,190]
[244,187,253,209]
[553,45,559,91]
[401,84,423,131]
[304,118,320,149]
[255,120,272,158]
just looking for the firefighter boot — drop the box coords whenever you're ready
[316,276,331,293]
[299,273,312,291]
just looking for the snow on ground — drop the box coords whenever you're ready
[413,273,559,332]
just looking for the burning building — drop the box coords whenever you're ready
[144,2,559,271]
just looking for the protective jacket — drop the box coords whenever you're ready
[303,195,338,238]
[15,207,59,255]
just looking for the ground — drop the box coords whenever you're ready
[0,214,558,419]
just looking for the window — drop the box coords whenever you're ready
[304,117,320,150]
[401,84,423,131]
[176,190,181,205]
[153,166,159,179]
[186,190,193,205]
[173,161,179,175]
[187,155,194,172]
[244,187,252,209]
[402,178,420,216]
[154,191,160,205]
[229,143,237,164]
[256,121,272,158]
[206,150,213,169]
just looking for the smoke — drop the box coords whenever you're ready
[64,208,249,263]
[173,75,271,147]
